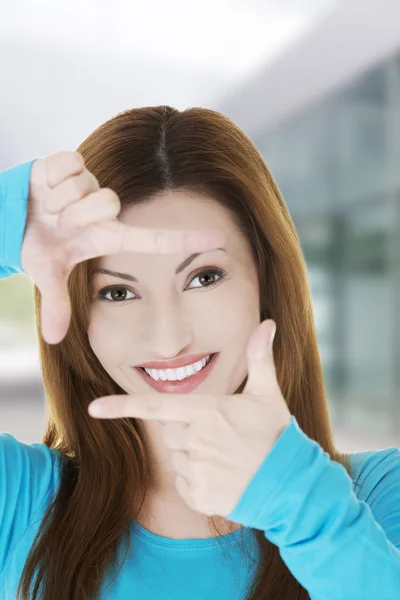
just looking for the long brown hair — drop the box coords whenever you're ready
[17,106,351,599]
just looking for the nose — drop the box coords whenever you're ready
[141,300,193,360]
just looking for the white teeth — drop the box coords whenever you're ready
[144,355,213,381]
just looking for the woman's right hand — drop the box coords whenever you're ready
[20,151,224,345]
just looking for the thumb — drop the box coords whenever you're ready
[242,319,276,396]
[37,270,72,345]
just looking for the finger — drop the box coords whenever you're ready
[243,320,276,396]
[119,222,225,255]
[45,151,85,189]
[35,266,72,345]
[88,393,214,421]
[57,188,119,229]
[45,170,101,215]
[67,219,225,268]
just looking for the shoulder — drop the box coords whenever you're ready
[349,446,400,549]
[0,433,64,572]
[350,446,400,501]
[0,432,63,512]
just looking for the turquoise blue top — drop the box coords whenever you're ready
[0,160,400,599]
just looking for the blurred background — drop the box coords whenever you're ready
[0,0,399,453]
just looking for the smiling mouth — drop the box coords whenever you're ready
[138,353,217,376]
[133,352,220,393]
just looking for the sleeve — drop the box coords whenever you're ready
[226,415,400,600]
[0,433,61,576]
[0,160,36,280]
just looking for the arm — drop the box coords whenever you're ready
[228,415,400,599]
[0,160,36,279]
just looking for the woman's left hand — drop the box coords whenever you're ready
[88,319,292,517]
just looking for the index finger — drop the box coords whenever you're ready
[68,219,226,267]
[88,393,213,421]
[119,222,225,254]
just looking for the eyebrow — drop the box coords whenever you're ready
[92,248,227,283]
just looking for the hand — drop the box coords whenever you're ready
[88,320,292,517]
[21,151,225,345]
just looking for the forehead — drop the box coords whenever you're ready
[119,190,235,234]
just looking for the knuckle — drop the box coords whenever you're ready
[70,151,85,170]
[187,426,198,448]
[53,151,84,178]
[146,394,160,412]
[70,174,86,197]
[58,205,75,228]
[48,151,65,172]
[122,398,132,414]
[154,229,167,252]
[104,189,121,212]
[43,152,84,189]
[89,171,100,189]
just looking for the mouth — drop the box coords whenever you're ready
[132,352,219,394]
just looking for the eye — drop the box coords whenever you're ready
[96,268,227,303]
[97,286,136,302]
[186,268,226,289]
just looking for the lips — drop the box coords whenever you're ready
[132,352,219,394]
[139,353,215,374]
[137,352,213,370]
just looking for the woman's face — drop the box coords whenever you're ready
[87,190,260,398]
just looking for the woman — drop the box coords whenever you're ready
[0,105,399,600]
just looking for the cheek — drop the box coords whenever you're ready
[205,282,260,346]
[87,313,131,365]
